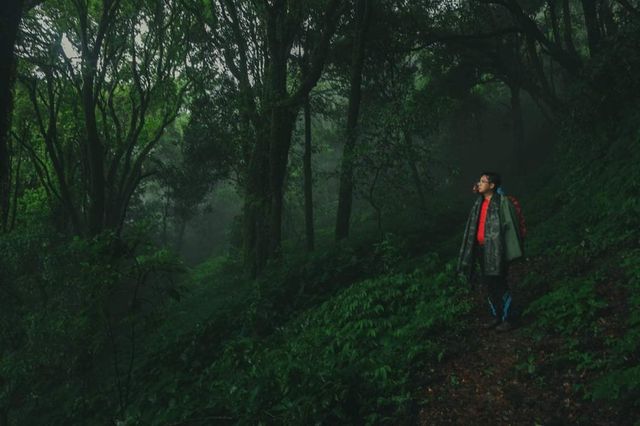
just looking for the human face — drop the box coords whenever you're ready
[476,175,495,195]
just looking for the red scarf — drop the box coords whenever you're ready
[476,197,491,245]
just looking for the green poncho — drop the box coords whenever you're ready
[457,194,523,280]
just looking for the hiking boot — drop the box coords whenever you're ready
[483,318,501,329]
[495,321,513,332]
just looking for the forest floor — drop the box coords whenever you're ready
[413,258,623,426]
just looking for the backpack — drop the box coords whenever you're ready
[506,195,527,241]
[499,195,526,261]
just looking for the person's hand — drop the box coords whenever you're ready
[472,183,479,194]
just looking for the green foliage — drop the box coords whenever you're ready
[518,106,640,416]
[4,0,640,424]
[0,226,186,424]
[246,240,385,337]
[524,276,607,338]
[122,256,470,425]
[372,232,406,273]
[587,249,640,412]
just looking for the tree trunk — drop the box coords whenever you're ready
[403,130,427,211]
[599,0,617,36]
[562,0,579,59]
[303,94,314,252]
[239,0,343,276]
[548,0,561,45]
[81,65,106,236]
[0,406,7,426]
[524,36,559,111]
[0,0,24,232]
[335,0,371,241]
[9,142,21,231]
[175,216,187,253]
[243,132,271,277]
[268,104,296,259]
[580,0,602,56]
[509,83,526,176]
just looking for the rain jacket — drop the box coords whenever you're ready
[457,193,523,280]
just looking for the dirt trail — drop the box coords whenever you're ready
[415,260,618,426]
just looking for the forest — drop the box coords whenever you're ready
[1,0,640,424]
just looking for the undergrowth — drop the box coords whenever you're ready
[119,255,471,425]
[517,109,640,420]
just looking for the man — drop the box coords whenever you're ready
[457,172,524,332]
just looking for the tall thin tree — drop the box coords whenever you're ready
[335,0,371,241]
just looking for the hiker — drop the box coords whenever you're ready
[456,172,525,332]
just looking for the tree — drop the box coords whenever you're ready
[186,0,345,276]
[0,0,36,232]
[335,0,371,241]
[16,0,190,236]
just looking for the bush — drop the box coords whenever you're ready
[122,257,471,425]
[0,227,185,425]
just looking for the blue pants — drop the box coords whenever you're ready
[476,246,513,322]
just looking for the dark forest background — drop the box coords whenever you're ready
[1,0,640,424]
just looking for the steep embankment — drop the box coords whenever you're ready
[415,115,640,425]
[416,256,632,425]
[38,119,638,425]
[117,250,474,425]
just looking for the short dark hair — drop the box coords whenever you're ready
[481,171,501,189]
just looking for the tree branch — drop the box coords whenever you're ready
[286,0,345,107]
